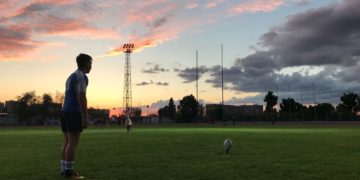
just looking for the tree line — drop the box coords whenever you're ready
[158,95,204,123]
[159,92,360,123]
[264,91,360,122]
[6,90,360,125]
[7,91,108,125]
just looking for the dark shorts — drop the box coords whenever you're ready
[60,111,83,132]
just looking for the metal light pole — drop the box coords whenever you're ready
[123,43,134,115]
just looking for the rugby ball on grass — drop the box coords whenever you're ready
[223,139,232,154]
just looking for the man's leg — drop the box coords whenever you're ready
[64,132,81,176]
[61,133,68,174]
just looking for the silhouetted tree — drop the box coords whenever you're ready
[158,106,168,121]
[264,91,278,123]
[280,98,303,121]
[178,94,199,123]
[336,104,353,121]
[88,107,109,123]
[16,91,39,125]
[41,93,53,124]
[199,104,205,117]
[168,98,176,120]
[316,103,335,121]
[339,92,360,120]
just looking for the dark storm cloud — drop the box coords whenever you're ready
[260,0,360,67]
[206,62,360,104]
[169,0,360,104]
[226,87,353,105]
[205,51,281,92]
[177,66,210,83]
[201,0,360,104]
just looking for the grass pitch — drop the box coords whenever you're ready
[1,124,360,180]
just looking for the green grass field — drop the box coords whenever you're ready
[1,124,360,180]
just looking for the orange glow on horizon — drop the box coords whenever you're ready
[108,107,158,118]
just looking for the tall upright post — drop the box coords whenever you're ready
[196,50,198,102]
[313,81,316,121]
[196,50,199,125]
[123,43,134,114]
[146,105,149,124]
[301,84,304,121]
[289,84,292,121]
[276,84,279,122]
[221,44,224,124]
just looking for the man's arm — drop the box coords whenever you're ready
[76,74,88,129]
[78,92,88,128]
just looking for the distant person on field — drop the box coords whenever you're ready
[125,115,133,133]
[60,53,92,179]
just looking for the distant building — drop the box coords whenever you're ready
[0,102,4,112]
[205,104,263,122]
[0,113,16,125]
[5,100,17,114]
[237,105,263,115]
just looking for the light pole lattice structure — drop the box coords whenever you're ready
[123,43,134,114]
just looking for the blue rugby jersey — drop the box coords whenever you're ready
[61,70,88,112]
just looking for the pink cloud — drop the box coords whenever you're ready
[106,26,183,56]
[125,1,177,26]
[206,0,227,9]
[0,0,287,61]
[105,0,285,57]
[0,25,43,60]
[29,15,118,39]
[105,1,185,56]
[10,1,112,35]
[0,0,117,60]
[230,0,285,15]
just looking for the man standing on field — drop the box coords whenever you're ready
[124,115,133,133]
[60,53,92,179]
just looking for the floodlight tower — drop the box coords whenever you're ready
[123,43,134,114]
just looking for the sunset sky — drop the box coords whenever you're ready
[1,0,359,110]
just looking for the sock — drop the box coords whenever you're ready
[65,161,75,175]
[61,160,65,173]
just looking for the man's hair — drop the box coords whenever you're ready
[76,53,92,68]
